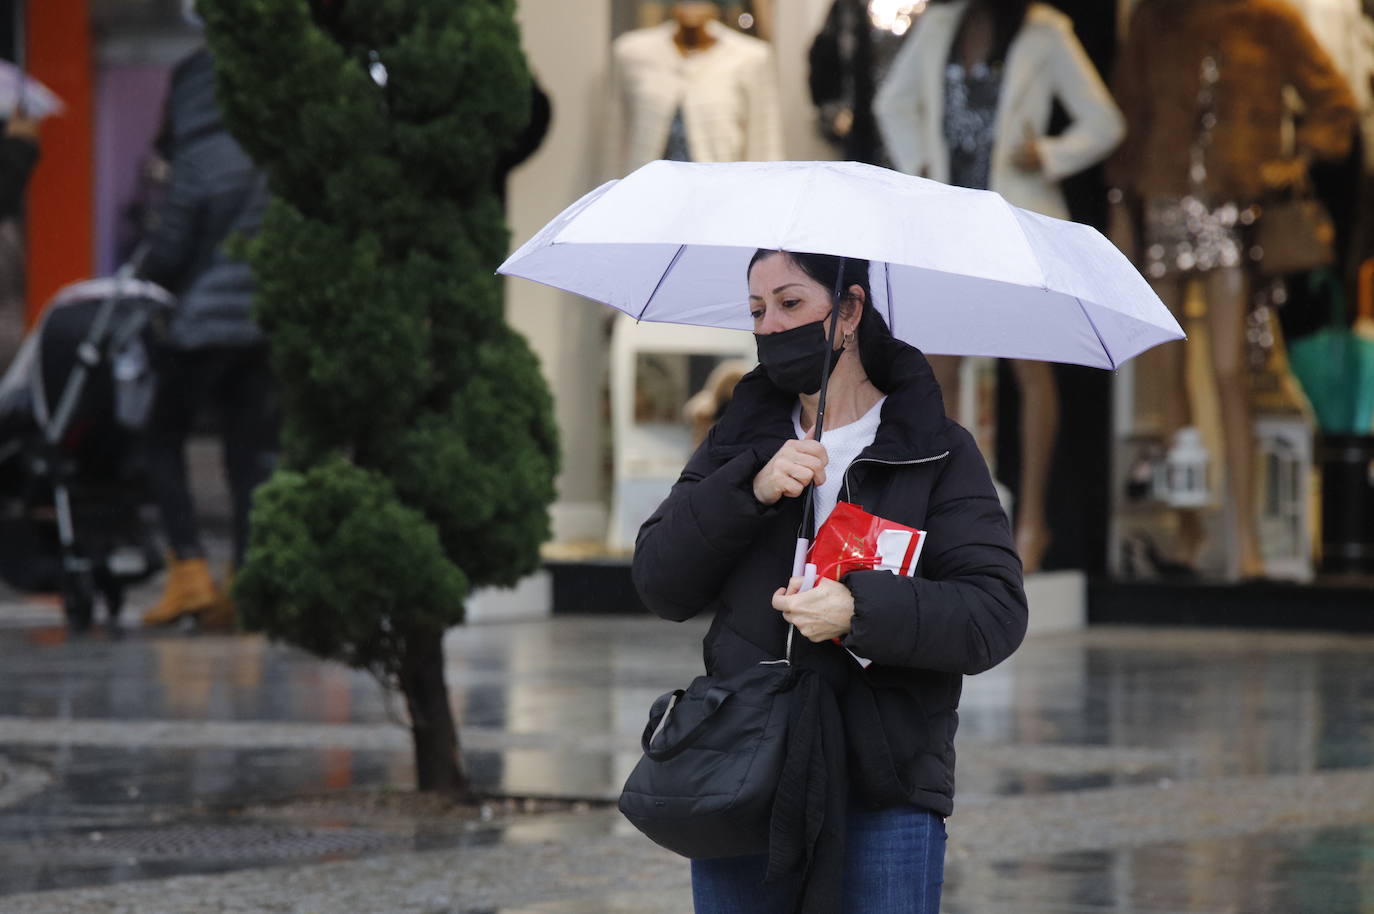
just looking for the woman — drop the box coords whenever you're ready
[138,46,275,630]
[633,250,1028,913]
[872,0,1125,572]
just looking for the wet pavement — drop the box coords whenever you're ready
[2,585,1374,912]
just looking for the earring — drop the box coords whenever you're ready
[843,331,855,345]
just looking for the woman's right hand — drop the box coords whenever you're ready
[752,430,828,505]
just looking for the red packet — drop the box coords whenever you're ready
[807,501,927,582]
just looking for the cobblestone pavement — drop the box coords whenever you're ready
[1,593,1373,912]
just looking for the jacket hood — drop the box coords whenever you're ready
[711,340,952,464]
[165,47,225,147]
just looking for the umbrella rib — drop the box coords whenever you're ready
[1075,296,1117,370]
[635,244,688,323]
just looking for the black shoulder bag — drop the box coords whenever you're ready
[617,627,799,859]
[621,257,854,861]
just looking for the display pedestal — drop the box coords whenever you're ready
[606,314,756,550]
[1318,435,1374,574]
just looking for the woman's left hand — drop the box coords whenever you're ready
[772,576,854,642]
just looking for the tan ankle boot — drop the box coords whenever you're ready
[198,564,238,633]
[142,557,217,626]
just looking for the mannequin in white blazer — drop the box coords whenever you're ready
[873,0,1124,572]
[873,0,1124,220]
[607,6,784,177]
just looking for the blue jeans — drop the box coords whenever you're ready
[690,805,946,914]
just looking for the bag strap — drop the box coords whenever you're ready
[1359,258,1374,325]
[1308,268,1349,329]
[641,684,734,761]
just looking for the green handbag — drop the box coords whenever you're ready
[1288,267,1374,434]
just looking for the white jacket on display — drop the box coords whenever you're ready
[607,20,785,177]
[873,1,1124,219]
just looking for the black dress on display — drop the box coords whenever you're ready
[808,0,913,165]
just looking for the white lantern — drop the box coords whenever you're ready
[1164,427,1210,508]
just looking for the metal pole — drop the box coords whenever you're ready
[811,256,847,447]
[797,257,848,547]
[44,262,139,447]
[14,0,25,76]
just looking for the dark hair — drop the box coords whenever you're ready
[747,249,902,391]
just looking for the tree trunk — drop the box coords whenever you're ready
[399,627,470,797]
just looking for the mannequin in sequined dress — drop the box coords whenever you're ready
[874,0,1125,572]
[1108,0,1356,579]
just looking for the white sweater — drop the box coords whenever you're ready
[793,396,887,530]
[607,20,785,177]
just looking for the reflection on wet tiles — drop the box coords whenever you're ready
[487,892,690,914]
[464,749,639,802]
[944,826,1374,913]
[4,617,1374,908]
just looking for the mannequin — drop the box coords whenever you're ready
[874,0,1125,572]
[807,0,919,165]
[1109,0,1356,579]
[607,1,784,176]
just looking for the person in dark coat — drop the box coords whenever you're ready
[0,109,40,221]
[633,250,1027,913]
[139,46,274,630]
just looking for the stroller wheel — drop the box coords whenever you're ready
[61,570,96,633]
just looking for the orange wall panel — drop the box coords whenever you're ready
[24,0,94,325]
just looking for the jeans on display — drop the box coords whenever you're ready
[690,804,946,914]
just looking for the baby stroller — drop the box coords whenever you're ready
[0,264,173,630]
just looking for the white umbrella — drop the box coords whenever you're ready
[499,159,1182,371]
[0,60,65,119]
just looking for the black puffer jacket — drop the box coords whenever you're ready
[143,47,268,350]
[633,341,1027,818]
[0,135,38,220]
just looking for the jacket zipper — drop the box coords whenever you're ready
[841,451,951,505]
[793,450,952,540]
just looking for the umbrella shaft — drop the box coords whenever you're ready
[804,258,847,539]
[812,257,847,446]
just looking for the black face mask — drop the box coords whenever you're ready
[754,319,844,395]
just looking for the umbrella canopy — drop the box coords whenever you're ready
[0,60,65,119]
[1289,268,1374,434]
[500,160,1183,370]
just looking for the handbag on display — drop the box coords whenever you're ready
[1251,187,1336,278]
[617,635,798,859]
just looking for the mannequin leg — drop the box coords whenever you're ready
[1202,267,1265,579]
[1147,278,1205,566]
[929,354,962,424]
[1009,359,1056,573]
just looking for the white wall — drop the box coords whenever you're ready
[774,0,842,161]
[507,0,614,544]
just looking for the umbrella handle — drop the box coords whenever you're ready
[791,538,818,593]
